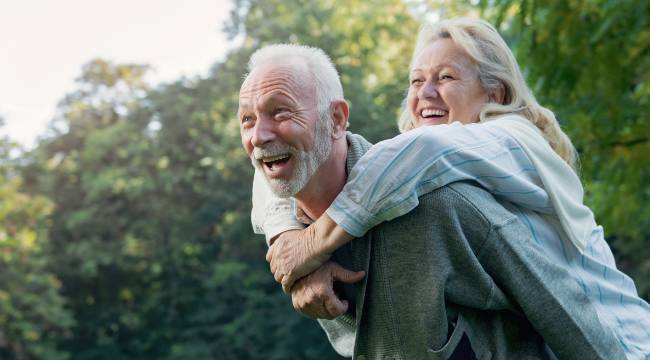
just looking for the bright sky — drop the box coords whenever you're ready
[0,0,235,148]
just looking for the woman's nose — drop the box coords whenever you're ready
[419,80,438,99]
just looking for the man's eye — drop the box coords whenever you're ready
[410,78,423,85]
[241,115,253,123]
[439,74,453,81]
[273,108,290,117]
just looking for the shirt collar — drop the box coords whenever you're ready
[294,132,373,223]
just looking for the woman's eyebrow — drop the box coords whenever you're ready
[410,62,460,74]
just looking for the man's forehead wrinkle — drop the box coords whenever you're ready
[239,64,314,108]
[241,80,301,106]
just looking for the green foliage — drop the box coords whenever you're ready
[0,135,74,359]
[1,0,647,358]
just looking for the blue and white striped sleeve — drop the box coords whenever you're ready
[326,122,554,237]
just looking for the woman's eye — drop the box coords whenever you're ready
[439,74,453,81]
[410,78,423,85]
[241,115,253,124]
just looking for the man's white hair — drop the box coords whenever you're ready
[247,44,344,120]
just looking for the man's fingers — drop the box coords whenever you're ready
[330,263,366,284]
[293,288,329,319]
[323,292,348,319]
[294,298,318,320]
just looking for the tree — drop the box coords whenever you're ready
[0,124,74,360]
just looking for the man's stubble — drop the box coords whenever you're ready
[251,111,333,198]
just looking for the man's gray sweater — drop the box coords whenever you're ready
[317,133,625,360]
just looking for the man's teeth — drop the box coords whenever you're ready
[421,109,447,117]
[262,154,290,163]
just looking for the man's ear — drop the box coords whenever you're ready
[488,83,506,105]
[330,100,349,139]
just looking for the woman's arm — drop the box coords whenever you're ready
[328,121,552,238]
[266,214,353,293]
[268,120,554,291]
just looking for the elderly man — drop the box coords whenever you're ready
[238,44,624,359]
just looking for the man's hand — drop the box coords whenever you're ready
[291,261,365,320]
[267,214,355,293]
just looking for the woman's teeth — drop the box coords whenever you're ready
[421,109,447,117]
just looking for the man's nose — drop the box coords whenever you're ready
[251,117,275,147]
[419,80,438,99]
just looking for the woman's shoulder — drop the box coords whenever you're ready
[485,114,543,134]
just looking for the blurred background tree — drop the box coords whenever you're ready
[0,119,74,360]
[1,0,647,358]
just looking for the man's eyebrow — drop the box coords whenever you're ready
[238,99,251,110]
[258,92,296,107]
[237,100,253,117]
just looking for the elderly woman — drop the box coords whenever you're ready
[256,18,650,358]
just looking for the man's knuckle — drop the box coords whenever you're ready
[315,286,328,297]
[306,293,316,304]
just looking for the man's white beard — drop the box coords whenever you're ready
[251,117,332,198]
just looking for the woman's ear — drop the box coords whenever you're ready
[489,83,506,104]
[330,100,349,139]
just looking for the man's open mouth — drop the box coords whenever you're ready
[261,154,291,171]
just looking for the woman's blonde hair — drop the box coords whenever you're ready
[398,18,578,169]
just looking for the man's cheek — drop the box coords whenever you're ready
[241,136,253,156]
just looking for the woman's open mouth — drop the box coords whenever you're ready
[420,108,448,119]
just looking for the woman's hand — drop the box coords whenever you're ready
[266,214,354,293]
[266,226,328,293]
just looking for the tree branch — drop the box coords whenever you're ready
[608,137,649,148]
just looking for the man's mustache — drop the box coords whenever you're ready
[252,142,297,160]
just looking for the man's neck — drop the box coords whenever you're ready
[294,139,348,220]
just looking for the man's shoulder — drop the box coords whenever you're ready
[368,181,520,254]
[415,181,518,229]
[345,132,373,170]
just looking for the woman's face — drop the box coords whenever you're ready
[408,38,489,127]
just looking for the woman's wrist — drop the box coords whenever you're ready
[313,214,354,257]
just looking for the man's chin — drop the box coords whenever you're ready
[267,178,301,198]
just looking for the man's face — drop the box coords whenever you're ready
[238,62,332,197]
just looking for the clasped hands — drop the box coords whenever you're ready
[266,214,362,319]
